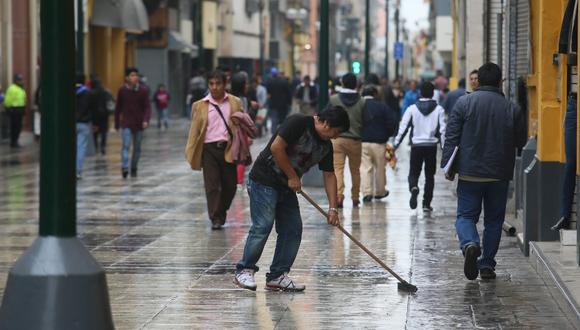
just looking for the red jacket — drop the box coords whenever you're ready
[115,84,151,131]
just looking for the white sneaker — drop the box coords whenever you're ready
[265,273,305,292]
[234,269,257,291]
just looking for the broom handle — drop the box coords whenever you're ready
[298,191,408,284]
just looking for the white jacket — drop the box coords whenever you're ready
[394,98,446,148]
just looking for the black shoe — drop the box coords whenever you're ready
[551,217,570,231]
[130,168,137,178]
[337,196,344,209]
[409,187,419,209]
[363,195,373,203]
[374,191,389,199]
[353,199,360,208]
[463,244,481,280]
[122,168,129,179]
[479,268,496,280]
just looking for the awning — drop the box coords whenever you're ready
[91,0,149,33]
[168,31,199,57]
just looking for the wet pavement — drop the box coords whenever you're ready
[0,120,577,329]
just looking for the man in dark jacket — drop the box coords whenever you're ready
[294,75,318,115]
[76,74,92,180]
[441,63,526,281]
[360,85,397,202]
[441,78,466,115]
[115,67,151,178]
[266,68,292,132]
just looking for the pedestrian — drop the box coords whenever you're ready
[441,62,526,280]
[185,69,245,230]
[441,78,466,115]
[469,69,479,92]
[393,81,446,212]
[114,67,151,179]
[90,77,114,155]
[233,106,350,291]
[401,80,419,116]
[153,84,170,130]
[249,76,268,137]
[266,67,292,132]
[329,73,365,208]
[75,74,92,180]
[3,74,27,148]
[360,86,397,203]
[189,70,207,105]
[294,75,318,115]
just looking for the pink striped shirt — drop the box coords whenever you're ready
[204,93,231,143]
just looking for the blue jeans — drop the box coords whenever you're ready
[157,108,169,129]
[76,123,91,175]
[269,107,288,134]
[561,97,577,219]
[236,179,303,281]
[121,128,143,170]
[455,180,509,270]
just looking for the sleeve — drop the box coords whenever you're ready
[276,115,307,145]
[440,98,465,168]
[394,106,413,148]
[318,143,334,172]
[438,106,447,148]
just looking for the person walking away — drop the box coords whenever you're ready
[75,74,92,179]
[185,69,245,230]
[295,75,318,115]
[250,76,268,137]
[441,78,466,115]
[233,106,350,291]
[441,63,526,280]
[3,74,27,148]
[115,67,151,179]
[153,84,170,130]
[360,86,397,203]
[393,81,446,212]
[401,80,419,116]
[90,77,114,155]
[266,68,292,133]
[329,72,365,208]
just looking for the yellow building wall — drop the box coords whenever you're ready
[91,26,126,98]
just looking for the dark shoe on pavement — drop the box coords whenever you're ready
[363,195,373,203]
[409,187,419,209]
[130,168,138,178]
[337,196,344,209]
[374,191,389,199]
[551,217,570,231]
[352,199,360,208]
[122,168,129,179]
[479,268,496,280]
[463,244,481,280]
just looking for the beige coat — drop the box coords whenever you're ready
[185,95,243,170]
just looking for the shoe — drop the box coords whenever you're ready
[479,268,496,280]
[422,205,433,212]
[130,168,137,178]
[463,244,481,280]
[551,217,570,231]
[234,269,257,291]
[211,223,222,230]
[409,187,419,209]
[122,168,129,179]
[353,199,360,208]
[266,273,305,292]
[337,196,344,209]
[374,191,389,199]
[363,195,373,203]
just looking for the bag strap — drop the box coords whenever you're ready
[210,103,233,139]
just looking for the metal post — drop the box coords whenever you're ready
[318,0,329,112]
[385,0,389,80]
[197,1,205,71]
[291,20,296,78]
[365,0,370,78]
[395,6,400,80]
[0,1,114,328]
[259,1,265,80]
[76,0,84,74]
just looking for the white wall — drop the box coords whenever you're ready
[436,16,452,52]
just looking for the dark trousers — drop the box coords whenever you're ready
[202,142,237,225]
[93,116,108,154]
[561,97,577,219]
[6,107,24,146]
[408,146,437,207]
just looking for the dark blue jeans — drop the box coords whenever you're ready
[236,179,303,281]
[561,97,577,219]
[455,180,509,270]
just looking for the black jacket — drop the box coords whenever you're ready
[266,76,292,110]
[76,85,92,123]
[441,86,527,180]
[295,83,318,106]
[362,98,397,143]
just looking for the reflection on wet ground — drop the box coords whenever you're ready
[0,122,576,329]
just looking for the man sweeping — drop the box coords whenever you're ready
[234,106,350,291]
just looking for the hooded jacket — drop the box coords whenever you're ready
[394,98,446,148]
[329,88,365,139]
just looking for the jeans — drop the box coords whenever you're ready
[269,107,288,134]
[76,123,91,175]
[121,128,143,170]
[409,146,437,207]
[236,179,303,281]
[561,97,577,219]
[455,180,509,270]
[157,108,169,129]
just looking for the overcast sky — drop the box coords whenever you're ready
[400,0,430,32]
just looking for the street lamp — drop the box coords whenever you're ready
[286,8,308,78]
